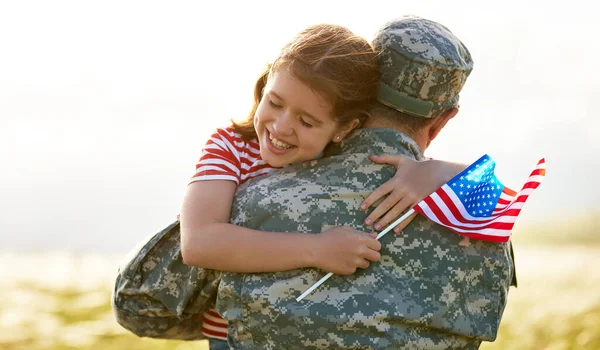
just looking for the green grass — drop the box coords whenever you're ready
[481,246,600,349]
[1,245,599,349]
[0,281,208,350]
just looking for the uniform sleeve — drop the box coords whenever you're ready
[189,127,242,185]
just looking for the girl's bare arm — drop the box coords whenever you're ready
[180,180,381,275]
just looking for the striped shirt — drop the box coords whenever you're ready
[190,126,276,185]
[190,126,278,340]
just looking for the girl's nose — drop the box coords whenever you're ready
[272,113,294,136]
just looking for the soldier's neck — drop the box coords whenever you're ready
[362,118,427,153]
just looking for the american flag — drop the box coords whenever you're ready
[413,155,546,242]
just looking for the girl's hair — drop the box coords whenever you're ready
[232,24,380,141]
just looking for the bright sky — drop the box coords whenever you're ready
[1,1,598,253]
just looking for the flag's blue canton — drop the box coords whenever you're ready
[449,155,505,217]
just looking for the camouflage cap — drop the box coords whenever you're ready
[373,16,473,118]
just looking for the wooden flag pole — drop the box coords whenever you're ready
[296,209,416,302]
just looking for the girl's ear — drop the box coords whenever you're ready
[332,118,360,143]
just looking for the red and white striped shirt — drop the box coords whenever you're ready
[190,126,278,340]
[190,126,276,185]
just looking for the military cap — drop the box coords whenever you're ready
[373,16,473,118]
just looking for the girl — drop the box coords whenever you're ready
[181,24,382,277]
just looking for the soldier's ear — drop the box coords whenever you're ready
[427,106,458,144]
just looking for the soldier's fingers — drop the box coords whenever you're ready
[393,212,419,234]
[375,197,414,229]
[361,181,394,214]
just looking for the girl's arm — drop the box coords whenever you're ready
[360,154,468,233]
[180,180,381,275]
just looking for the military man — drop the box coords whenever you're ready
[215,16,515,349]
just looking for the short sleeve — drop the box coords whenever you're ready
[189,128,242,185]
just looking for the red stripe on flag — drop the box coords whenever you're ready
[502,187,517,197]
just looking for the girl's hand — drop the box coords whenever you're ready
[313,226,381,275]
[361,154,462,234]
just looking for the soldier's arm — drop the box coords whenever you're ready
[361,154,468,232]
[179,180,381,274]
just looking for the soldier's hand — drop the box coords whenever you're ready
[361,154,423,233]
[313,226,381,275]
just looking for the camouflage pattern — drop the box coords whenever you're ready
[217,128,514,349]
[112,221,219,340]
[374,16,473,118]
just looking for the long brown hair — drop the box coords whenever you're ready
[232,24,379,141]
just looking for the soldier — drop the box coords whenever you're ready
[215,16,515,349]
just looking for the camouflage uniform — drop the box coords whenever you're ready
[217,129,514,349]
[112,221,218,340]
[216,17,514,349]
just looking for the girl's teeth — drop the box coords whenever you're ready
[269,135,292,149]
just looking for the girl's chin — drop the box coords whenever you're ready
[262,153,289,167]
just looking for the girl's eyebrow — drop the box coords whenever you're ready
[269,91,283,101]
[269,91,324,125]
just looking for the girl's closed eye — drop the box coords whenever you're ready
[299,117,313,128]
[269,98,282,109]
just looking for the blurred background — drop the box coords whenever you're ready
[1,0,598,349]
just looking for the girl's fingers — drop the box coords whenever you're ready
[364,153,418,228]
[370,153,407,166]
[361,181,394,213]
[374,197,414,229]
[393,212,418,233]
[367,192,404,230]
[365,237,382,251]
[363,250,381,263]
[358,259,370,269]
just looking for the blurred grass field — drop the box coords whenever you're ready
[1,216,598,350]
